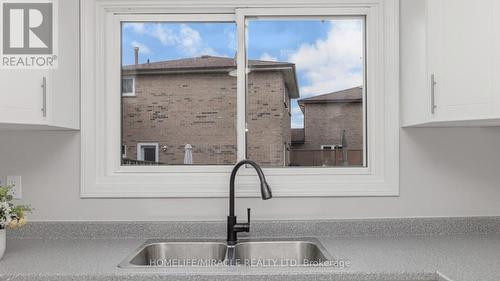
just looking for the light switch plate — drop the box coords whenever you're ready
[6,175,22,200]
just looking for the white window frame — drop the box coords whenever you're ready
[121,76,135,96]
[137,143,159,162]
[81,0,399,198]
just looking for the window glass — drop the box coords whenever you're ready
[142,146,157,162]
[121,22,237,165]
[122,78,134,95]
[245,18,365,167]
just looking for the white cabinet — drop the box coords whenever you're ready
[401,0,500,127]
[0,71,50,125]
[0,0,79,130]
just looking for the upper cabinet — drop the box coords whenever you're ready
[0,0,79,130]
[401,0,500,127]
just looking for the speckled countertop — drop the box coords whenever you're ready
[1,218,499,281]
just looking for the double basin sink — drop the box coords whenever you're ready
[119,238,332,267]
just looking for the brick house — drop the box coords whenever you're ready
[121,55,299,166]
[290,87,364,166]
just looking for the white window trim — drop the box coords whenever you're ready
[121,76,135,97]
[80,0,399,198]
[137,143,159,162]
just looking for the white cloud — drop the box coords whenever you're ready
[290,103,304,128]
[291,105,303,116]
[291,116,304,129]
[289,20,364,98]
[127,23,219,57]
[131,41,152,54]
[259,53,278,62]
[151,24,178,46]
[178,24,219,56]
[124,23,146,35]
[224,29,236,53]
[179,25,201,52]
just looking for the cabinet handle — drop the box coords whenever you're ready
[41,76,47,117]
[431,74,437,114]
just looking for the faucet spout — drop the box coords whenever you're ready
[227,160,272,245]
[260,181,273,200]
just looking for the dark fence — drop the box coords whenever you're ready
[121,158,164,166]
[290,149,363,167]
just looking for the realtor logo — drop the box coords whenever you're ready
[1,0,58,69]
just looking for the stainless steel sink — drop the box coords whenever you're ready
[118,240,227,267]
[232,238,331,266]
[118,238,332,268]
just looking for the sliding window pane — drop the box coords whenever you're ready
[246,18,366,167]
[121,22,237,165]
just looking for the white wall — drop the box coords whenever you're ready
[0,127,500,221]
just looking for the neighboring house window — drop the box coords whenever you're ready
[122,77,135,96]
[81,1,399,198]
[321,145,336,150]
[283,143,289,166]
[137,143,159,162]
[283,87,290,114]
[121,145,127,158]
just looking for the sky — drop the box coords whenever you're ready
[122,19,364,128]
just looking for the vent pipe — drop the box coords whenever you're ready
[134,47,139,65]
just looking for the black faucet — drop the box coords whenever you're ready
[227,160,272,246]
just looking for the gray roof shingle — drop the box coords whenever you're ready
[122,55,293,71]
[298,87,363,105]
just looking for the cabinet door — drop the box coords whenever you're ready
[0,70,50,125]
[428,0,499,121]
[494,0,500,107]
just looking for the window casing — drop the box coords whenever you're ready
[137,143,159,162]
[81,0,399,198]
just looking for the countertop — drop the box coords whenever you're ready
[1,218,499,281]
[0,235,499,281]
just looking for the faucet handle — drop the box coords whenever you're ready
[247,208,251,224]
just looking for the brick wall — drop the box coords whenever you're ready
[121,71,290,166]
[296,102,363,150]
[290,101,364,166]
[246,71,290,166]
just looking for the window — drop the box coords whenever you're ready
[121,76,135,96]
[283,143,290,166]
[81,0,399,198]
[283,87,290,114]
[137,143,159,162]
[121,145,127,158]
[321,145,335,150]
[121,21,237,166]
[245,17,365,167]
